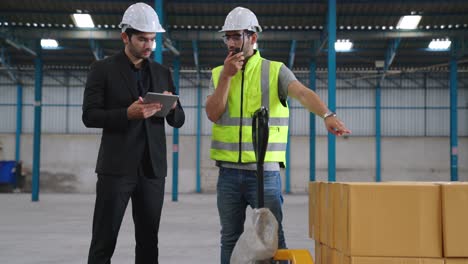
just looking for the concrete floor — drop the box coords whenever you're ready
[0,193,315,264]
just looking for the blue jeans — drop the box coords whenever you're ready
[217,167,286,264]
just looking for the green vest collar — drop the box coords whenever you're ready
[243,50,263,74]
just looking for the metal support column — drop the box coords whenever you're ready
[192,40,202,193]
[32,40,43,202]
[285,40,296,193]
[375,38,400,182]
[154,0,163,63]
[15,83,23,161]
[14,82,23,189]
[449,39,459,181]
[172,50,180,201]
[327,0,337,182]
[309,57,317,182]
[375,81,382,182]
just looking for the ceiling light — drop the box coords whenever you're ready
[428,38,451,50]
[335,39,353,52]
[396,15,421,29]
[375,60,384,68]
[41,39,59,49]
[71,13,95,28]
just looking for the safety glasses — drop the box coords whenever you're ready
[222,32,252,44]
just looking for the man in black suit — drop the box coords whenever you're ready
[82,3,184,264]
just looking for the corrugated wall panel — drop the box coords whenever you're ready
[0,70,467,137]
[68,87,91,133]
[382,109,426,136]
[0,80,17,133]
[22,105,34,133]
[426,88,449,136]
[42,86,67,133]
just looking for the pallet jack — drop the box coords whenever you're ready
[252,106,314,264]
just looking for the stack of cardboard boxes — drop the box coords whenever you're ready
[309,182,468,264]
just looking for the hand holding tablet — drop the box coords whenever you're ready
[143,92,179,117]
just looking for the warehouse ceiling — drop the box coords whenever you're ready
[0,0,467,71]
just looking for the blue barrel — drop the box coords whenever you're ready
[0,161,16,184]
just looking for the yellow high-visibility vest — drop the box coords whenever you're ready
[210,51,289,164]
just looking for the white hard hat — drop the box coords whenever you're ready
[219,7,262,33]
[119,2,165,33]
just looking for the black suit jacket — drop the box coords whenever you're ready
[82,51,185,177]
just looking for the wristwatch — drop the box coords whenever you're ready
[322,111,336,119]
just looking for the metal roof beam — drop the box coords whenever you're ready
[163,37,180,56]
[288,40,297,68]
[89,39,104,60]
[3,28,467,41]
[0,47,17,82]
[384,38,401,72]
[312,31,328,56]
[0,31,37,56]
[379,38,401,84]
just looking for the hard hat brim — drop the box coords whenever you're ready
[120,23,165,33]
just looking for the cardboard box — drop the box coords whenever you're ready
[344,256,444,264]
[322,242,331,264]
[309,182,321,240]
[326,245,444,264]
[334,182,442,257]
[441,182,468,257]
[319,182,334,247]
[315,241,321,264]
[445,259,468,264]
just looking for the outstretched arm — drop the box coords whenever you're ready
[287,80,351,136]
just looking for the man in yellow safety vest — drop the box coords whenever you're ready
[206,6,351,264]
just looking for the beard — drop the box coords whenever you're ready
[129,45,152,60]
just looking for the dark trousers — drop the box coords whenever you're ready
[87,165,165,264]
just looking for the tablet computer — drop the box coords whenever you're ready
[143,92,179,117]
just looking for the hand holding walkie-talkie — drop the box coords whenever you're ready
[222,47,245,77]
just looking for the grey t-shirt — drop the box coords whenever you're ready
[209,63,297,171]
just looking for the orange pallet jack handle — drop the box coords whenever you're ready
[273,249,314,264]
